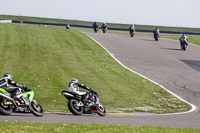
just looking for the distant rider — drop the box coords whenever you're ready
[101,23,107,29]
[66,24,70,29]
[179,34,188,45]
[153,27,160,37]
[68,78,92,102]
[93,21,99,33]
[129,24,135,35]
[0,73,27,101]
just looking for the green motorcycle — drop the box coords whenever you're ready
[0,87,44,117]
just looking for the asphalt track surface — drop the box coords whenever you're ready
[1,32,200,129]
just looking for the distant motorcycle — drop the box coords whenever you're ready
[93,22,99,33]
[102,27,107,33]
[0,87,44,117]
[62,89,106,116]
[180,40,188,51]
[130,29,135,37]
[94,27,99,33]
[154,34,159,41]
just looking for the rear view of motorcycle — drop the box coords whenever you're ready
[93,22,99,33]
[179,34,188,51]
[62,89,106,116]
[129,25,135,37]
[180,40,188,51]
[154,34,159,41]
[101,23,107,33]
[130,29,135,37]
[0,87,44,117]
[153,28,160,41]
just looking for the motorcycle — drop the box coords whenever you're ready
[102,26,107,33]
[130,29,135,37]
[62,89,106,116]
[180,41,188,51]
[0,87,44,117]
[154,33,159,41]
[93,26,99,33]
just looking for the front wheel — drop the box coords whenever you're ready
[30,101,44,117]
[0,99,12,115]
[97,103,106,116]
[68,99,83,115]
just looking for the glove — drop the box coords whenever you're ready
[23,86,28,91]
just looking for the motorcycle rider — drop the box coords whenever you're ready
[153,27,160,38]
[101,23,107,33]
[0,73,27,101]
[68,78,92,103]
[93,21,99,33]
[179,34,188,48]
[66,24,70,29]
[129,24,135,36]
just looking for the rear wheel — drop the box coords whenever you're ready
[68,99,83,115]
[0,99,12,115]
[30,101,44,117]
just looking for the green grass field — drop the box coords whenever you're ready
[0,16,200,132]
[0,23,191,114]
[0,121,200,133]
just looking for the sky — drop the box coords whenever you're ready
[1,0,200,28]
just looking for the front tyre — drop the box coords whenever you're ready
[68,99,83,115]
[0,99,12,115]
[30,101,44,117]
[97,103,106,116]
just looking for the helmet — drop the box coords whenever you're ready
[3,73,12,80]
[71,78,78,83]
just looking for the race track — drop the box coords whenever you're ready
[1,32,200,129]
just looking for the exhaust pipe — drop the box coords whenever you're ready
[0,93,17,107]
[62,92,74,97]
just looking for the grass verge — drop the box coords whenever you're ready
[0,121,199,133]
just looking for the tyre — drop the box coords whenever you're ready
[97,103,106,116]
[68,99,83,115]
[30,101,44,117]
[0,99,12,115]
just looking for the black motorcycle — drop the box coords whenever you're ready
[62,89,106,116]
[154,34,159,41]
[180,40,188,51]
[130,29,135,37]
[102,27,107,33]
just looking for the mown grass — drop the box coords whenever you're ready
[0,23,191,113]
[1,14,200,33]
[0,121,199,133]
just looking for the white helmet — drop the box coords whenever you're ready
[71,78,78,83]
[3,73,12,80]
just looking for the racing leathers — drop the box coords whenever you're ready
[129,25,135,35]
[0,77,26,99]
[179,34,188,45]
[153,28,160,37]
[93,22,99,33]
[68,81,91,102]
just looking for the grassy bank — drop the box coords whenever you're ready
[0,23,190,113]
[0,121,199,133]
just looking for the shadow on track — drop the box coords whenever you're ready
[180,60,200,72]
[161,48,182,51]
